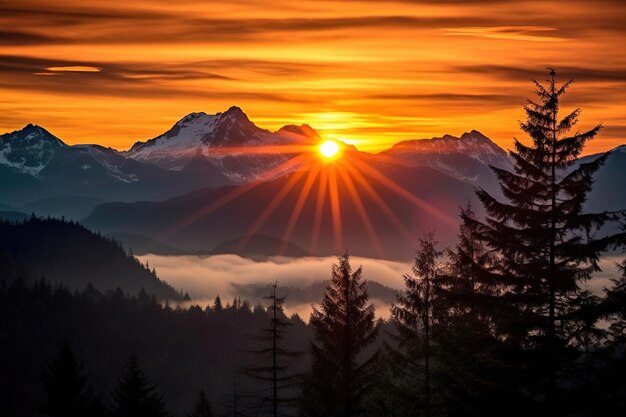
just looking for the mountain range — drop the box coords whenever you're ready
[1,106,624,259]
[0,107,312,217]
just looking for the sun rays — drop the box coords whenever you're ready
[158,139,455,256]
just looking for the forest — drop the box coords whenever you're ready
[1,71,625,417]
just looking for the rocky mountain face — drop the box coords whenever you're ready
[0,124,65,176]
[127,106,308,183]
[380,130,512,185]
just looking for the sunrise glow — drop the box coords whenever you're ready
[1,1,625,154]
[319,140,340,160]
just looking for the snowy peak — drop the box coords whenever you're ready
[2,124,66,148]
[0,124,67,176]
[126,107,299,179]
[221,105,249,121]
[386,130,510,167]
[382,130,512,183]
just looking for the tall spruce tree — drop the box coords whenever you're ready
[466,68,625,414]
[300,253,380,417]
[110,355,170,417]
[387,233,444,417]
[435,205,524,416]
[246,282,300,417]
[40,340,93,417]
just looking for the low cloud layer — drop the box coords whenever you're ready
[138,253,623,320]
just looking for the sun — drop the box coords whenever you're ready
[318,139,340,160]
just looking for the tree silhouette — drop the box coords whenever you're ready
[188,390,215,417]
[213,295,223,311]
[387,233,444,417]
[246,282,301,417]
[110,355,169,417]
[300,252,380,417]
[466,68,626,414]
[434,205,524,415]
[40,340,93,417]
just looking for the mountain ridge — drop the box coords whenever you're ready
[2,107,624,231]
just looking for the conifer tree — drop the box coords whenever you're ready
[188,390,215,417]
[387,233,444,417]
[110,355,169,417]
[213,295,223,311]
[466,68,625,414]
[300,253,380,417]
[435,205,523,415]
[246,282,300,417]
[40,340,93,417]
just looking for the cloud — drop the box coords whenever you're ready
[442,26,566,42]
[367,92,522,109]
[45,66,101,72]
[139,253,621,320]
[138,254,411,318]
[458,64,626,83]
[1,0,625,152]
[0,30,57,45]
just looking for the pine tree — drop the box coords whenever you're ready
[300,252,380,417]
[466,68,625,414]
[387,233,444,417]
[110,355,169,417]
[188,390,215,417]
[40,340,92,417]
[246,282,300,417]
[435,205,523,415]
[214,295,223,311]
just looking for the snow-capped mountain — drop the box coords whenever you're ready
[0,124,65,176]
[0,123,232,212]
[381,130,512,184]
[0,123,145,183]
[127,106,306,182]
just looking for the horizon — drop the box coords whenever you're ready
[1,1,625,154]
[5,105,624,156]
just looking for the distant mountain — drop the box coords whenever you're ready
[0,124,65,175]
[108,231,185,256]
[380,130,512,188]
[126,106,307,183]
[0,210,29,222]
[0,124,232,210]
[3,109,623,249]
[0,216,183,299]
[84,157,478,260]
[17,195,105,220]
[207,234,311,260]
[577,144,626,212]
[0,108,316,214]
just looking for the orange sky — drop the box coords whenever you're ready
[1,0,625,154]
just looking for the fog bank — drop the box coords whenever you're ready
[138,254,623,319]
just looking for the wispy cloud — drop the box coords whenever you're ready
[442,26,566,42]
[45,66,101,72]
